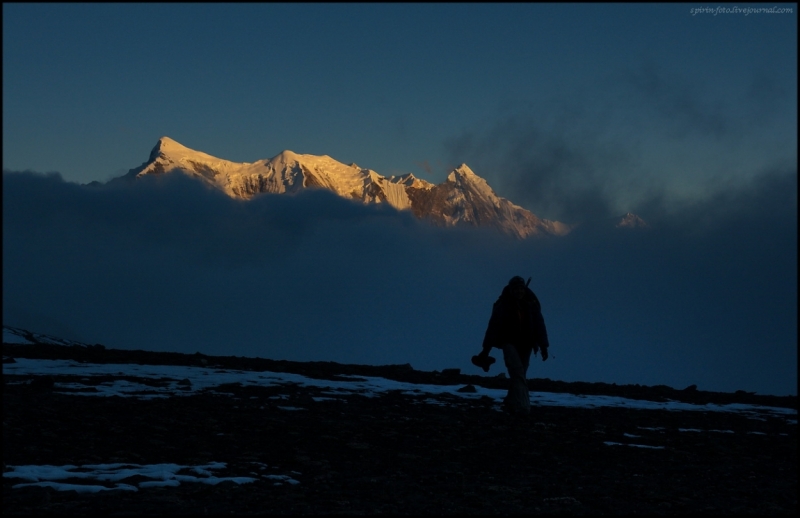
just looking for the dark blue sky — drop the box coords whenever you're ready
[3,4,797,395]
[3,3,796,221]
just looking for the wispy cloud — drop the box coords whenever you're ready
[444,114,635,223]
[444,63,796,226]
[620,63,730,139]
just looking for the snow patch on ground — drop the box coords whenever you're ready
[4,358,796,421]
[3,462,268,493]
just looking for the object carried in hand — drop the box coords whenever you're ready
[471,354,496,372]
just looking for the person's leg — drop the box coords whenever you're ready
[502,343,530,414]
[518,346,531,376]
[517,346,531,411]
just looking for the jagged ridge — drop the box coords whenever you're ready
[118,137,572,239]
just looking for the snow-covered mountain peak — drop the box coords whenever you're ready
[274,149,299,160]
[269,149,355,173]
[446,163,487,184]
[446,163,496,201]
[148,136,176,161]
[118,138,573,239]
[268,149,304,168]
[454,163,475,175]
[156,136,189,151]
[146,137,232,170]
[153,136,209,159]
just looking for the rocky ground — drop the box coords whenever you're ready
[3,343,797,515]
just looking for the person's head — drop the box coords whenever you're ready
[508,276,527,300]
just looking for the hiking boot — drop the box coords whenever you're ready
[471,354,496,372]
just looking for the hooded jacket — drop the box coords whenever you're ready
[481,284,550,355]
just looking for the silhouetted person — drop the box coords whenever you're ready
[472,276,549,414]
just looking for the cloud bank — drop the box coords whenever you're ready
[444,65,796,227]
[3,169,796,395]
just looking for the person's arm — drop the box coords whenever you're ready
[480,300,502,355]
[533,308,549,361]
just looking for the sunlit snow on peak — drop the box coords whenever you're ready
[121,136,572,238]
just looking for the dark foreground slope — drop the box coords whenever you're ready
[3,342,797,515]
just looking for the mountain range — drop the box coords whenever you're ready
[114,137,640,239]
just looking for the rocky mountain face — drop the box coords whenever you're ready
[118,137,572,239]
